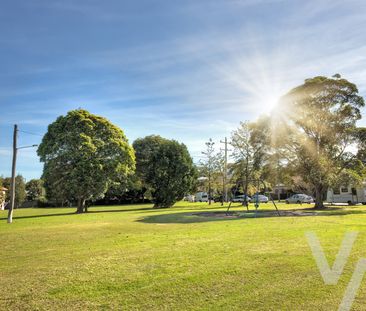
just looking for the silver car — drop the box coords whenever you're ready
[252,194,269,203]
[286,194,314,204]
[232,195,252,202]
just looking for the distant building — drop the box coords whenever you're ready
[0,187,8,210]
[271,184,291,200]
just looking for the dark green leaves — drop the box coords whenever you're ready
[133,136,196,208]
[37,109,135,209]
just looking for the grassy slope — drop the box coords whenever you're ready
[1,202,366,310]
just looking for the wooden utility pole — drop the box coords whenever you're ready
[7,124,18,224]
[202,139,215,205]
[220,137,230,202]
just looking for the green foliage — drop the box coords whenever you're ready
[37,109,135,212]
[199,138,216,203]
[197,142,228,199]
[101,174,147,204]
[134,136,197,208]
[355,127,366,164]
[230,118,271,195]
[133,135,168,197]
[278,75,365,208]
[25,179,44,201]
[0,177,5,206]
[2,175,26,208]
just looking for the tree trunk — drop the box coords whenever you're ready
[314,185,325,209]
[242,179,249,211]
[76,198,86,213]
[208,173,212,205]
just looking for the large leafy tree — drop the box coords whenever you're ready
[134,136,197,208]
[133,135,168,199]
[278,75,365,209]
[37,109,135,213]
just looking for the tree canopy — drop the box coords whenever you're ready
[133,136,197,208]
[37,109,135,213]
[277,75,365,208]
[230,118,271,200]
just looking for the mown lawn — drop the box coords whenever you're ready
[1,202,366,310]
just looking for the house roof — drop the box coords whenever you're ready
[1,187,8,191]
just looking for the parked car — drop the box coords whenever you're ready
[285,194,314,204]
[183,194,195,202]
[213,195,223,203]
[251,194,269,203]
[232,195,252,203]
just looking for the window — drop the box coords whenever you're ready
[341,186,348,193]
[333,188,340,195]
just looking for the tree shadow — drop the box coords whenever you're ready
[0,204,229,221]
[87,206,154,214]
[137,211,242,224]
[0,205,156,220]
[137,207,366,224]
[0,212,77,220]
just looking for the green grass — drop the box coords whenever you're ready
[1,202,366,310]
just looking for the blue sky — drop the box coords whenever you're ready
[1,0,366,180]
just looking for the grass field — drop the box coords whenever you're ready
[1,202,366,310]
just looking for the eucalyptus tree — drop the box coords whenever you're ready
[278,75,365,209]
[200,138,216,205]
[38,109,135,213]
[213,150,226,204]
[231,118,270,204]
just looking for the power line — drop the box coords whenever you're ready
[18,129,43,137]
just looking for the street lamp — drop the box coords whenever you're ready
[17,144,38,150]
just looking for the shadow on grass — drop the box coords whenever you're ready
[0,212,77,220]
[88,206,154,214]
[0,204,225,221]
[0,206,155,220]
[137,207,366,224]
[137,211,242,224]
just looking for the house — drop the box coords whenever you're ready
[0,187,8,210]
[271,183,292,200]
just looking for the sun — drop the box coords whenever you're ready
[256,91,282,115]
[264,94,280,111]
